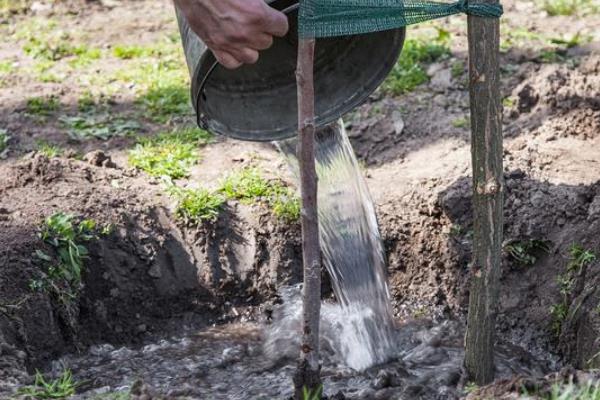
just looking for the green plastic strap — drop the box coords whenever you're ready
[299,0,503,38]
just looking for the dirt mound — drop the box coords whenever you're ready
[506,55,600,140]
[0,153,301,384]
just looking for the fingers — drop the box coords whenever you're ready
[253,33,274,51]
[261,6,289,37]
[230,47,259,65]
[213,50,243,70]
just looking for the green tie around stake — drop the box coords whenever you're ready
[298,0,503,38]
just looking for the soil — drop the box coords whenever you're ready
[1,0,600,398]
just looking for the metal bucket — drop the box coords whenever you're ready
[175,0,405,142]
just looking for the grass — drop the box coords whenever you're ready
[128,127,212,179]
[0,129,9,154]
[31,213,96,303]
[218,167,301,222]
[37,140,64,158]
[169,186,225,223]
[26,96,60,117]
[0,0,32,16]
[522,381,600,399]
[381,29,451,95]
[169,167,300,224]
[60,114,140,140]
[550,244,596,337]
[17,369,78,399]
[302,386,323,400]
[0,60,14,85]
[110,38,191,123]
[539,0,597,15]
[505,239,551,267]
[451,117,469,129]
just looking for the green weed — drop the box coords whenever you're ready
[505,239,551,266]
[219,167,273,202]
[169,186,225,223]
[542,381,600,400]
[26,96,59,117]
[128,127,212,179]
[0,129,9,154]
[60,114,140,140]
[550,244,596,337]
[139,83,190,124]
[503,97,516,108]
[302,385,323,400]
[451,117,469,129]
[464,382,480,394]
[113,45,153,59]
[500,26,545,51]
[0,60,14,85]
[17,369,78,399]
[450,60,465,78]
[539,0,597,16]
[218,167,300,222]
[271,187,301,222]
[382,31,450,95]
[0,0,31,15]
[37,141,63,158]
[109,38,190,123]
[32,213,96,303]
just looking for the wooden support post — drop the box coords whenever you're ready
[293,37,322,399]
[464,0,504,385]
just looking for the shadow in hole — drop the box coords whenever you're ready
[434,170,600,367]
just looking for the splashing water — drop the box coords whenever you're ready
[273,119,396,371]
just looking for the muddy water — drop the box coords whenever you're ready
[54,307,545,399]
[34,121,550,399]
[276,120,395,370]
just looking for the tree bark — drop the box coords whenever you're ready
[464,0,504,385]
[293,37,322,399]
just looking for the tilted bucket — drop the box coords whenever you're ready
[175,0,405,142]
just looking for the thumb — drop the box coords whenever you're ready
[262,5,289,37]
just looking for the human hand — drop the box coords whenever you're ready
[174,0,289,69]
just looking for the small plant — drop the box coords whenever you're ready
[302,385,323,400]
[60,114,140,140]
[218,167,301,222]
[539,0,595,16]
[113,45,152,59]
[450,60,465,78]
[272,187,301,223]
[169,186,225,223]
[504,239,550,267]
[550,302,569,337]
[464,381,479,394]
[382,33,451,95]
[26,96,60,117]
[503,97,516,108]
[550,244,596,337]
[32,213,97,304]
[17,369,78,399]
[37,141,64,158]
[128,127,212,179]
[451,116,469,129]
[0,129,9,154]
[219,167,273,202]
[543,381,600,400]
[139,84,190,123]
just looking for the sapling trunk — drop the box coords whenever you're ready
[292,37,322,399]
[464,0,504,385]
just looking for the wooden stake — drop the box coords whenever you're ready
[293,37,322,399]
[464,1,504,385]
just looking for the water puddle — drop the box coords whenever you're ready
[43,120,548,399]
